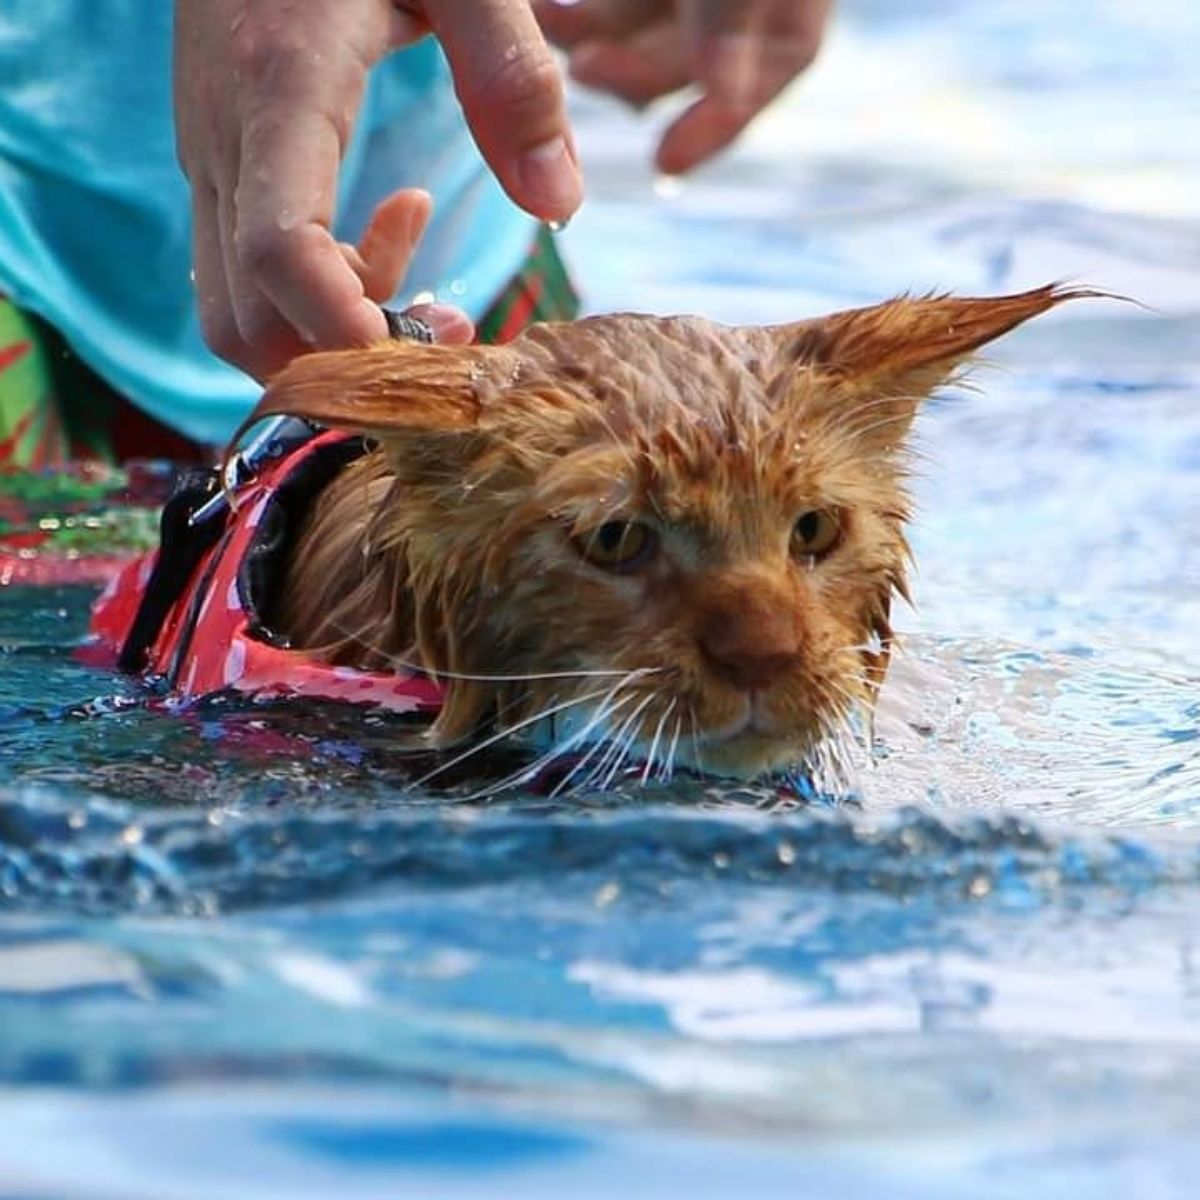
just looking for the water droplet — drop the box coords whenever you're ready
[712,851,731,870]
[120,825,144,846]
[449,278,467,296]
[653,174,684,200]
[593,881,620,907]
[777,840,796,866]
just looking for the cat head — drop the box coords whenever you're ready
[246,286,1091,781]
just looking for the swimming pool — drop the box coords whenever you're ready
[1,1,1198,1195]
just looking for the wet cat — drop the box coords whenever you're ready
[242,286,1090,783]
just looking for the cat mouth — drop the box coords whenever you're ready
[697,695,778,745]
[528,692,806,783]
[684,696,817,778]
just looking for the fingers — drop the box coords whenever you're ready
[533,0,670,46]
[191,185,242,363]
[661,1,832,173]
[195,184,440,378]
[348,189,433,303]
[234,96,385,355]
[683,0,763,107]
[569,24,689,108]
[175,0,436,380]
[541,0,832,173]
[426,0,583,223]
[656,95,759,175]
[406,303,476,345]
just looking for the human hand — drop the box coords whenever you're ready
[174,0,581,380]
[533,0,834,174]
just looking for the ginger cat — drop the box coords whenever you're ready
[241,286,1090,784]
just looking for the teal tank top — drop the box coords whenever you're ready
[0,7,535,444]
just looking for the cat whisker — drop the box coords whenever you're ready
[600,740,636,793]
[835,678,877,701]
[458,751,551,804]
[598,692,658,791]
[406,662,658,685]
[568,691,653,796]
[405,673,649,790]
[686,702,705,776]
[842,639,890,654]
[319,610,659,687]
[820,682,867,727]
[465,690,635,803]
[463,665,659,800]
[546,692,641,800]
[640,698,677,786]
[548,736,614,802]
[574,700,644,794]
[557,722,631,801]
[813,694,873,789]
[663,711,684,784]
[661,705,684,784]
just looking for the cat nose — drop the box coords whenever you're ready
[697,599,801,693]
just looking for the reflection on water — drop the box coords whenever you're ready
[0,1,1198,1195]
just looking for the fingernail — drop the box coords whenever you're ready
[515,136,583,221]
[408,303,475,345]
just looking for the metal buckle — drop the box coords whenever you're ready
[186,307,434,529]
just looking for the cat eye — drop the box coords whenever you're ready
[574,521,658,571]
[790,509,842,562]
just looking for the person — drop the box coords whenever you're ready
[0,0,833,469]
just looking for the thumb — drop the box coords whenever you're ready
[341,188,434,303]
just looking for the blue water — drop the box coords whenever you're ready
[1,2,1198,1195]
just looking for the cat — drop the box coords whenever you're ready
[237,285,1092,785]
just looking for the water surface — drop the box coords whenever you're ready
[1,2,1198,1195]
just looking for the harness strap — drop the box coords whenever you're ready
[117,308,430,677]
[117,467,226,673]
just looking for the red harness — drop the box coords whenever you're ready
[88,430,446,714]
[86,428,819,800]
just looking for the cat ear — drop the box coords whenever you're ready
[229,339,522,449]
[774,284,1100,448]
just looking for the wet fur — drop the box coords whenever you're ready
[243,286,1094,780]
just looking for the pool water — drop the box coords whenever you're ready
[1,1,1198,1195]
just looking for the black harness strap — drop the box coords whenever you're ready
[117,307,430,677]
[117,467,226,674]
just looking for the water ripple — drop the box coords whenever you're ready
[3,784,1199,918]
